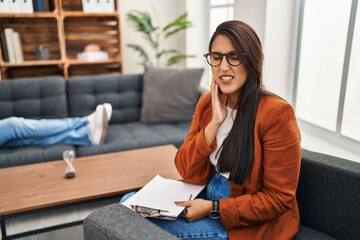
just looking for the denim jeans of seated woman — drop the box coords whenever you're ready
[0,117,92,148]
[120,171,230,240]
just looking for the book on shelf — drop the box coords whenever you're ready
[102,0,114,13]
[82,0,115,13]
[9,0,22,13]
[0,32,9,62]
[20,0,34,13]
[32,0,49,12]
[4,28,16,63]
[12,31,24,63]
[82,0,95,13]
[42,0,49,11]
[0,0,34,13]
[122,175,205,220]
[3,28,24,63]
[0,0,10,13]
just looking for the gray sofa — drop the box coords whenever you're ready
[83,149,360,240]
[0,74,192,168]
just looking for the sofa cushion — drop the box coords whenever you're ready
[0,76,68,120]
[141,66,203,123]
[0,145,76,168]
[294,225,336,240]
[296,149,360,240]
[67,73,143,124]
[75,122,191,157]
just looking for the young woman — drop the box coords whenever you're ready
[121,20,301,240]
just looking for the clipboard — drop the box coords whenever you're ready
[122,175,205,220]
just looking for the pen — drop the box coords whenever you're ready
[181,193,192,216]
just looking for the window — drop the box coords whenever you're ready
[294,0,360,152]
[209,0,234,38]
[202,0,235,87]
[342,6,360,142]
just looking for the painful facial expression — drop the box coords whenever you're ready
[210,35,248,107]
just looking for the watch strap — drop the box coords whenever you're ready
[208,199,220,219]
[212,199,219,211]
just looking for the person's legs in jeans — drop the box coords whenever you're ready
[148,213,228,240]
[0,117,92,147]
[119,172,230,240]
[0,103,112,148]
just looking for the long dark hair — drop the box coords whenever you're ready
[210,20,266,184]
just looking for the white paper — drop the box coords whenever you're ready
[122,175,205,219]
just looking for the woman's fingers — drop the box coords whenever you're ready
[213,80,218,98]
[210,77,214,92]
[178,199,213,222]
[212,80,220,106]
[211,77,217,101]
[174,200,191,207]
[175,200,191,218]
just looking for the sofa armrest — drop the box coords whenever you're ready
[296,149,360,239]
[83,203,179,240]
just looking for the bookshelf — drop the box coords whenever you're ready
[0,0,122,80]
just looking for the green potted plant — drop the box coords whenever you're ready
[126,10,195,66]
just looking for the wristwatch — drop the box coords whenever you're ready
[208,200,220,219]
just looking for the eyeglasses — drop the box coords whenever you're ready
[203,51,246,67]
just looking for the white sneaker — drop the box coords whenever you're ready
[87,105,108,145]
[103,103,112,122]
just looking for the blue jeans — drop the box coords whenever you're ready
[120,171,230,240]
[0,117,92,148]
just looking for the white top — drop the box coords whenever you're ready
[209,106,237,179]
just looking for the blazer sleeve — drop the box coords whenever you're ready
[219,102,302,229]
[174,93,216,185]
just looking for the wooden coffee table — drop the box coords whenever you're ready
[0,145,181,239]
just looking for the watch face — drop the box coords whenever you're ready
[209,210,220,219]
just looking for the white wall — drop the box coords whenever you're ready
[185,0,210,89]
[119,0,186,73]
[262,0,298,102]
[234,0,267,45]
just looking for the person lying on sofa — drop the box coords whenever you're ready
[0,103,112,148]
[120,20,301,240]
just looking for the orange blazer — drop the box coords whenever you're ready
[175,93,301,240]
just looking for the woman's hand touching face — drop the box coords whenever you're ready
[211,78,228,125]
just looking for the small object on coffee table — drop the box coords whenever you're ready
[63,150,76,178]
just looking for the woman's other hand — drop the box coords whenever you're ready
[175,199,213,222]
